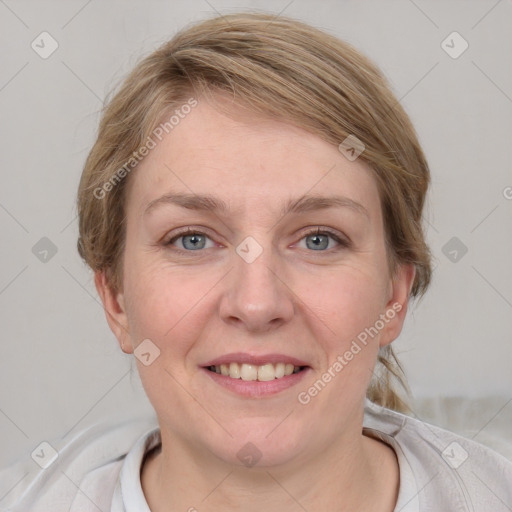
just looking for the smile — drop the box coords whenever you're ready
[207,362,305,381]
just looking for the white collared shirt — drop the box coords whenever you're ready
[2,400,511,511]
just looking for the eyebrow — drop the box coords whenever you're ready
[144,192,369,219]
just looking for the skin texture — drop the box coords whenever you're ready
[95,93,415,511]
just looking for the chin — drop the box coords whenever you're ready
[206,423,308,469]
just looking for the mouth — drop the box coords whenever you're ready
[205,362,308,381]
[200,354,311,398]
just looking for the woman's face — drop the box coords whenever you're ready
[98,95,414,468]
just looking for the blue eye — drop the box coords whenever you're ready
[167,231,215,251]
[299,229,345,251]
[180,233,207,250]
[305,233,331,250]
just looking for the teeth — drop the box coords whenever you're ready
[240,364,258,381]
[229,362,240,379]
[258,363,276,381]
[211,362,304,381]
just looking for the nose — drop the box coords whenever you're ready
[218,241,295,333]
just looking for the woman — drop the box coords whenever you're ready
[3,11,511,512]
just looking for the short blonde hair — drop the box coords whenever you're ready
[77,12,432,413]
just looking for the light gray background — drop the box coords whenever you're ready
[1,0,511,470]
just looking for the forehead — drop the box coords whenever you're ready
[126,96,381,220]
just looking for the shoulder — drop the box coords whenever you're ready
[363,399,512,511]
[0,414,158,512]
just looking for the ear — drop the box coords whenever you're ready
[94,271,133,354]
[379,263,416,347]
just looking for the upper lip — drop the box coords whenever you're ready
[201,353,310,367]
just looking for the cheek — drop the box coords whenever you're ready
[122,265,216,409]
[299,264,388,345]
[123,259,219,351]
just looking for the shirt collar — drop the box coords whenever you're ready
[111,426,161,512]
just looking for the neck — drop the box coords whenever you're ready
[141,425,399,512]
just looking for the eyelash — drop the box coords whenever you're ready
[164,226,350,255]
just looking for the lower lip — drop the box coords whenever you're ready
[201,367,311,398]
